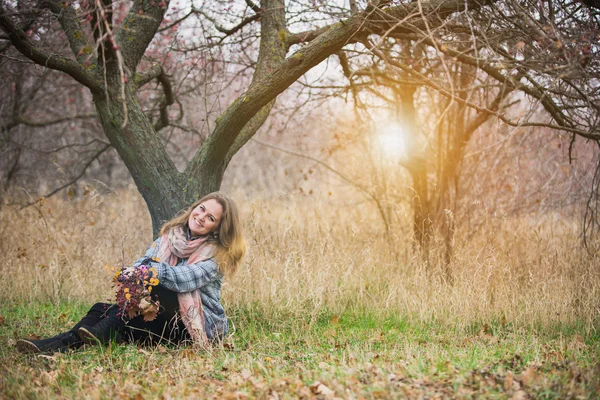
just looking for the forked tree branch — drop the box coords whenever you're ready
[114,0,170,71]
[188,0,494,173]
[46,0,97,67]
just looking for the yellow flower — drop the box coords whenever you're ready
[124,288,129,293]
[125,293,131,300]
[155,257,161,262]
[148,286,152,292]
[150,278,159,286]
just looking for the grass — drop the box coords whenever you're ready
[1,300,598,399]
[1,188,599,398]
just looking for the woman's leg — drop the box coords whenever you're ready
[16,302,112,354]
[77,303,126,345]
[121,286,189,346]
[69,302,115,333]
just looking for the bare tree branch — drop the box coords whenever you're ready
[46,0,97,67]
[19,144,111,209]
[114,0,170,71]
[0,6,102,92]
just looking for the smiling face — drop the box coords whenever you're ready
[188,199,223,237]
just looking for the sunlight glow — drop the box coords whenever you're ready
[377,122,411,160]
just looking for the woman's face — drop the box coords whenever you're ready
[188,199,223,237]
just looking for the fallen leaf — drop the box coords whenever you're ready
[40,370,58,385]
[520,366,539,387]
[310,381,335,397]
[0,315,5,325]
[504,371,514,391]
[138,348,152,356]
[241,369,252,380]
[222,338,236,351]
[222,391,248,399]
[37,354,57,362]
[156,344,168,353]
[568,335,587,351]
[511,390,528,400]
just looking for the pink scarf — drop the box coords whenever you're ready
[156,226,216,347]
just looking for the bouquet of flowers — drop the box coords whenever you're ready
[114,264,160,321]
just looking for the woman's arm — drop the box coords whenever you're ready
[151,259,220,293]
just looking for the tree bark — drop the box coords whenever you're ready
[93,81,186,235]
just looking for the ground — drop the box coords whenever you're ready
[1,301,598,399]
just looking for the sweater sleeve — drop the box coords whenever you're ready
[152,258,220,293]
[132,238,161,268]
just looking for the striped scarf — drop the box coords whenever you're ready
[157,225,216,347]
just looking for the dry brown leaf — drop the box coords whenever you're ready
[223,338,236,351]
[0,315,5,325]
[267,389,280,400]
[142,306,159,321]
[221,391,248,399]
[520,366,539,387]
[161,392,175,400]
[511,390,528,400]
[310,381,335,397]
[138,348,152,356]
[156,344,168,353]
[138,298,159,321]
[504,371,515,391]
[40,370,58,386]
[568,335,587,352]
[241,369,252,380]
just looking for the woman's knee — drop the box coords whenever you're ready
[89,302,114,315]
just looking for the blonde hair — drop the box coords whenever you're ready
[159,192,246,277]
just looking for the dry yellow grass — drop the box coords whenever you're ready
[1,187,599,332]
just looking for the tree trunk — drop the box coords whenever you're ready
[93,81,192,236]
[409,160,433,255]
[396,60,432,259]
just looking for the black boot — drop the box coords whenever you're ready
[78,306,125,345]
[16,331,82,354]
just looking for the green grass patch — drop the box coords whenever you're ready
[1,300,599,399]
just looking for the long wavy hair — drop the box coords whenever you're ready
[159,192,246,277]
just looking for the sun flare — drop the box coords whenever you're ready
[377,122,410,159]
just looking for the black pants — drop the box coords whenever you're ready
[72,286,190,346]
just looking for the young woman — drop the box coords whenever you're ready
[17,192,246,353]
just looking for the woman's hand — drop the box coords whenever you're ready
[116,266,137,282]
